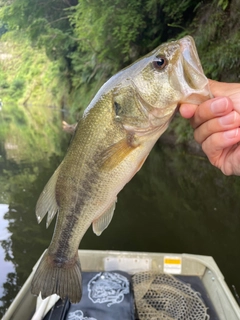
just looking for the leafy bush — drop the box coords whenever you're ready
[0,80,9,89]
[0,0,239,139]
[11,78,25,91]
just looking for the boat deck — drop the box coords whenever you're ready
[3,250,240,320]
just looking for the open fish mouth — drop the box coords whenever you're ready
[169,36,212,104]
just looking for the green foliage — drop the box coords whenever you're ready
[0,32,70,168]
[65,0,202,112]
[216,0,229,10]
[0,31,70,109]
[169,115,194,144]
[71,0,145,64]
[0,21,7,36]
[0,72,9,89]
[70,0,201,72]
[9,78,25,97]
[0,80,9,89]
[0,0,76,73]
[192,1,240,82]
[0,0,239,136]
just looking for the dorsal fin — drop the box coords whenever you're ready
[92,198,117,236]
[36,165,61,228]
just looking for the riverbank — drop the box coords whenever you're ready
[0,32,71,111]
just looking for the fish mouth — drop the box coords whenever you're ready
[169,36,213,104]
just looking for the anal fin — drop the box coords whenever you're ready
[92,198,117,236]
[36,165,61,228]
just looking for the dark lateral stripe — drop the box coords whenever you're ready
[53,168,99,262]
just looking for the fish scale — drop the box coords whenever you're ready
[31,36,211,303]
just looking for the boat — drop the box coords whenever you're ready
[2,249,240,320]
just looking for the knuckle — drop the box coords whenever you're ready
[205,120,212,133]
[201,139,209,155]
[201,139,218,166]
[235,111,240,125]
[193,128,202,144]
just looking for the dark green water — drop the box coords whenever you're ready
[0,105,240,317]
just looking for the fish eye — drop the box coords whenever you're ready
[152,56,167,70]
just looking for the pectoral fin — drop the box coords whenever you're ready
[62,121,77,134]
[92,199,117,236]
[36,165,61,228]
[99,134,140,170]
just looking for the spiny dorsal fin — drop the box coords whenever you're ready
[36,165,61,228]
[92,198,117,236]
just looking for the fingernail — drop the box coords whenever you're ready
[211,97,228,114]
[224,128,239,139]
[219,112,236,125]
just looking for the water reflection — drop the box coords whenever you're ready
[0,102,69,316]
[0,204,14,301]
[0,106,240,316]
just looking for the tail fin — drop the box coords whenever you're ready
[31,251,82,303]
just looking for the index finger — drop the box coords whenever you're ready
[190,96,234,129]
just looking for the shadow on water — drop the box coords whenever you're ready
[0,103,240,316]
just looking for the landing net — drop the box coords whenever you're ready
[132,272,209,320]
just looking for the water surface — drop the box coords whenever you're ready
[0,104,240,316]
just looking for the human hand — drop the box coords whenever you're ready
[179,80,240,175]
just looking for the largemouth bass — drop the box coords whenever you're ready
[31,36,211,303]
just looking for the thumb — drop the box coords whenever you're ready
[179,103,197,119]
